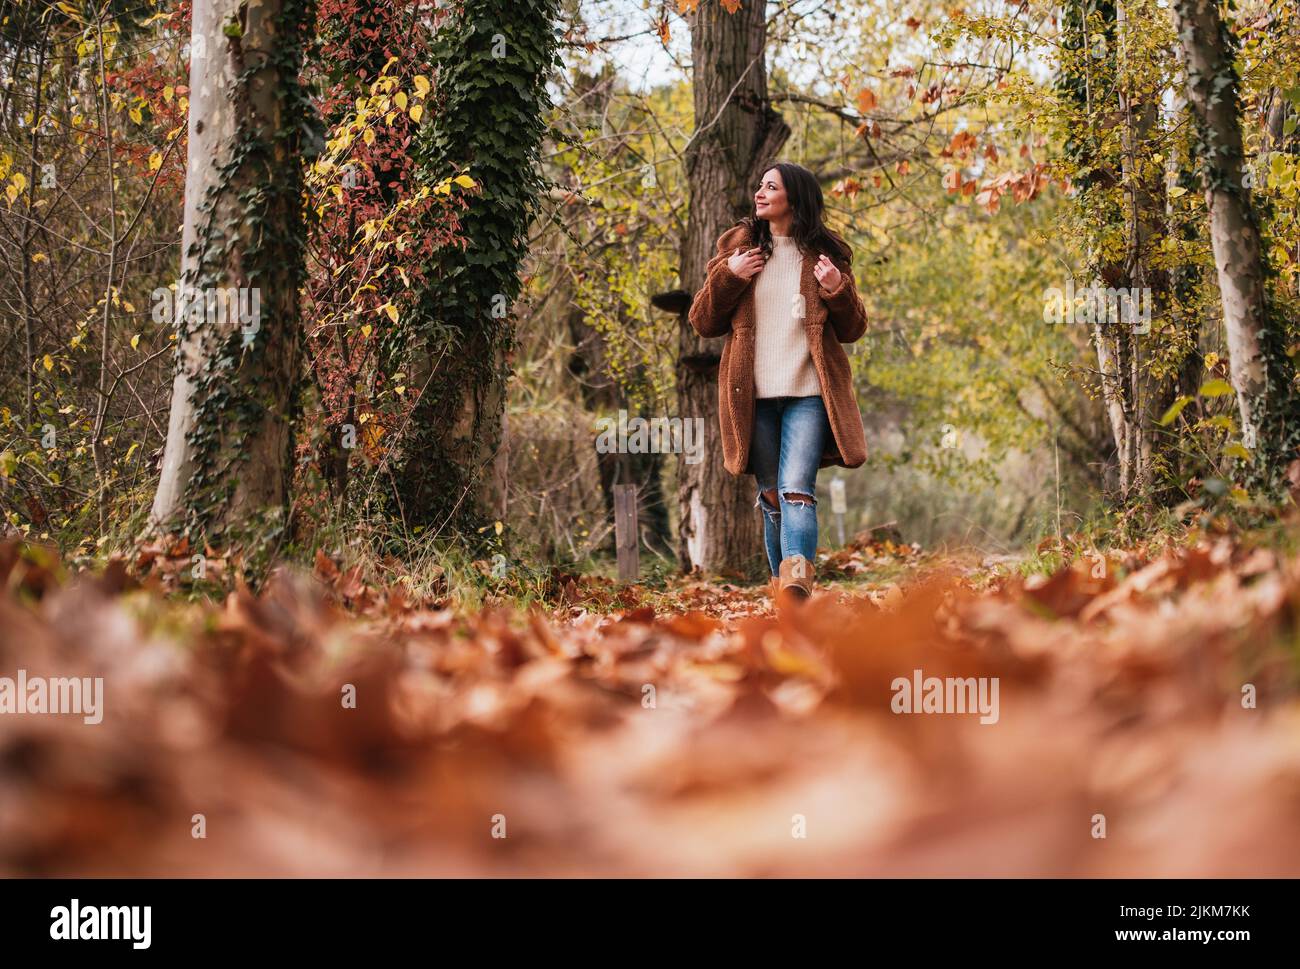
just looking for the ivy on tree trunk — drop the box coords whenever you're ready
[389,0,561,544]
[151,0,321,552]
[1171,0,1300,489]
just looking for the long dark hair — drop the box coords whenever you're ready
[739,161,852,266]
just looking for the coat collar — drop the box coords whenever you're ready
[798,245,823,326]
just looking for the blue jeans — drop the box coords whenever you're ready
[750,395,831,577]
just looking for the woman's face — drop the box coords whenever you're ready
[754,168,790,223]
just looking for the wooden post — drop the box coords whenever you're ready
[613,482,639,582]
[829,476,847,547]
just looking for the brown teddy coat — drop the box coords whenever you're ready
[687,222,870,476]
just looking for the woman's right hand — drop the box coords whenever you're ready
[726,246,767,281]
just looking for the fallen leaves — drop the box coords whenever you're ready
[2,530,1300,876]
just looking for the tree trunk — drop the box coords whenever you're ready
[1161,59,1206,485]
[1090,318,1132,494]
[1263,87,1299,293]
[1117,0,1172,495]
[1171,0,1298,476]
[565,308,672,557]
[392,0,558,541]
[562,67,672,558]
[1062,0,1136,498]
[151,0,316,541]
[679,0,788,576]
[19,23,49,430]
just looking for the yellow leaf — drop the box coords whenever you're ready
[453,174,476,189]
[122,301,135,313]
[414,75,431,97]
[130,333,141,350]
[394,92,408,110]
[32,252,47,263]
[691,661,746,682]
[363,128,376,145]
[494,520,504,536]
[384,304,399,323]
[1168,185,1188,198]
[42,354,53,371]
[409,104,423,123]
[162,86,174,103]
[129,106,143,125]
[361,323,373,338]
[12,172,26,192]
[149,152,163,171]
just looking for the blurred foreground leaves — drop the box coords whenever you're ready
[2,532,1300,876]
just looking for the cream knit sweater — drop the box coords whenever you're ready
[752,235,821,398]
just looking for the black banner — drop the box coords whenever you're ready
[0,877,1282,956]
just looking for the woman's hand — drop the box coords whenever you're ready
[727,246,767,281]
[814,253,842,293]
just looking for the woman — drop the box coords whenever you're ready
[688,161,869,602]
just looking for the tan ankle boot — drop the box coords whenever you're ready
[778,554,814,602]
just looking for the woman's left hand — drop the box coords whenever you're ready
[814,254,842,294]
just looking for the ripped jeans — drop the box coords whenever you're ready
[750,395,831,577]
